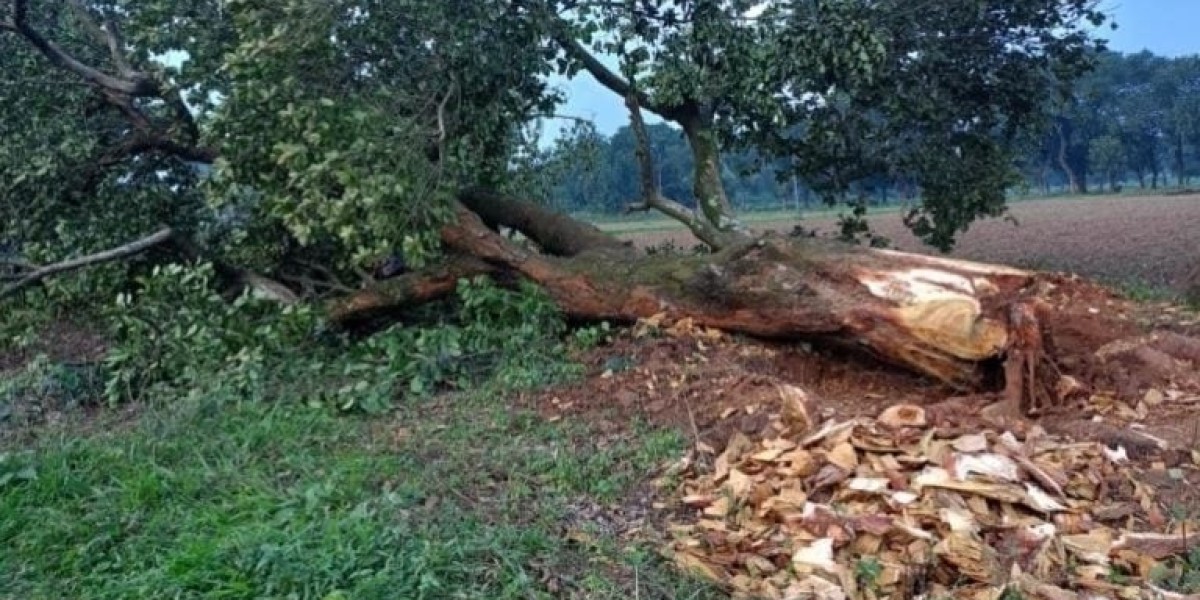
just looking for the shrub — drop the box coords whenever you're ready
[1185,263,1200,307]
[98,264,576,412]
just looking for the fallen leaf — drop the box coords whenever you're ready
[673,551,726,583]
[725,468,754,500]
[704,496,732,518]
[791,538,838,574]
[878,404,927,428]
[715,433,753,482]
[826,442,858,471]
[783,575,846,600]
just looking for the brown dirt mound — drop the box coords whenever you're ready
[534,283,1199,447]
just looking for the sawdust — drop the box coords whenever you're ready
[660,399,1200,599]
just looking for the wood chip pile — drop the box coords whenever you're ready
[660,387,1200,600]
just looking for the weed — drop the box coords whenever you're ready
[1118,279,1177,303]
[572,321,614,350]
[1150,543,1200,593]
[854,556,884,593]
[998,585,1025,600]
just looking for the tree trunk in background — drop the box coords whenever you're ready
[1177,133,1187,187]
[681,117,738,230]
[1056,124,1082,194]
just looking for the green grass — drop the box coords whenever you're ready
[0,388,721,599]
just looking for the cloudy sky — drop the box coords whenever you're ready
[539,1,1200,143]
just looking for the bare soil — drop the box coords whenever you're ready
[618,194,1200,293]
[537,317,1199,454]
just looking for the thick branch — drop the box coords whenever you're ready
[0,228,174,298]
[327,254,497,325]
[548,20,685,122]
[65,0,133,77]
[624,94,741,250]
[6,1,213,166]
[457,187,628,257]
[8,0,153,96]
[128,134,218,164]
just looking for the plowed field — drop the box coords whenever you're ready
[609,193,1200,292]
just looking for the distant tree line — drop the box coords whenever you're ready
[526,50,1200,215]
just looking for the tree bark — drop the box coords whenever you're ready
[680,116,738,230]
[1056,124,1082,194]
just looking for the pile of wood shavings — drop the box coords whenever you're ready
[660,386,1199,600]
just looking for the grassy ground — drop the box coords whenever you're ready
[0,384,721,599]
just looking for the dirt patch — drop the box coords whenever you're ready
[530,276,1197,444]
[617,194,1200,294]
[525,331,947,452]
[0,318,107,373]
[0,319,111,446]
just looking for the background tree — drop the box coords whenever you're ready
[1089,134,1126,191]
[542,0,1109,249]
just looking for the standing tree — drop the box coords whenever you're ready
[545,0,1109,250]
[1088,134,1126,191]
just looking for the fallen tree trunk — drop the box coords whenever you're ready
[331,192,1199,416]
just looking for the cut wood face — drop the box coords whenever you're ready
[869,248,1032,277]
[854,266,1010,361]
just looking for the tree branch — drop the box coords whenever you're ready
[8,0,153,96]
[458,187,628,257]
[65,0,133,77]
[5,1,213,165]
[549,22,685,122]
[0,228,175,299]
[327,253,499,326]
[623,94,738,250]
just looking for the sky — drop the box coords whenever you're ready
[539,1,1200,144]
